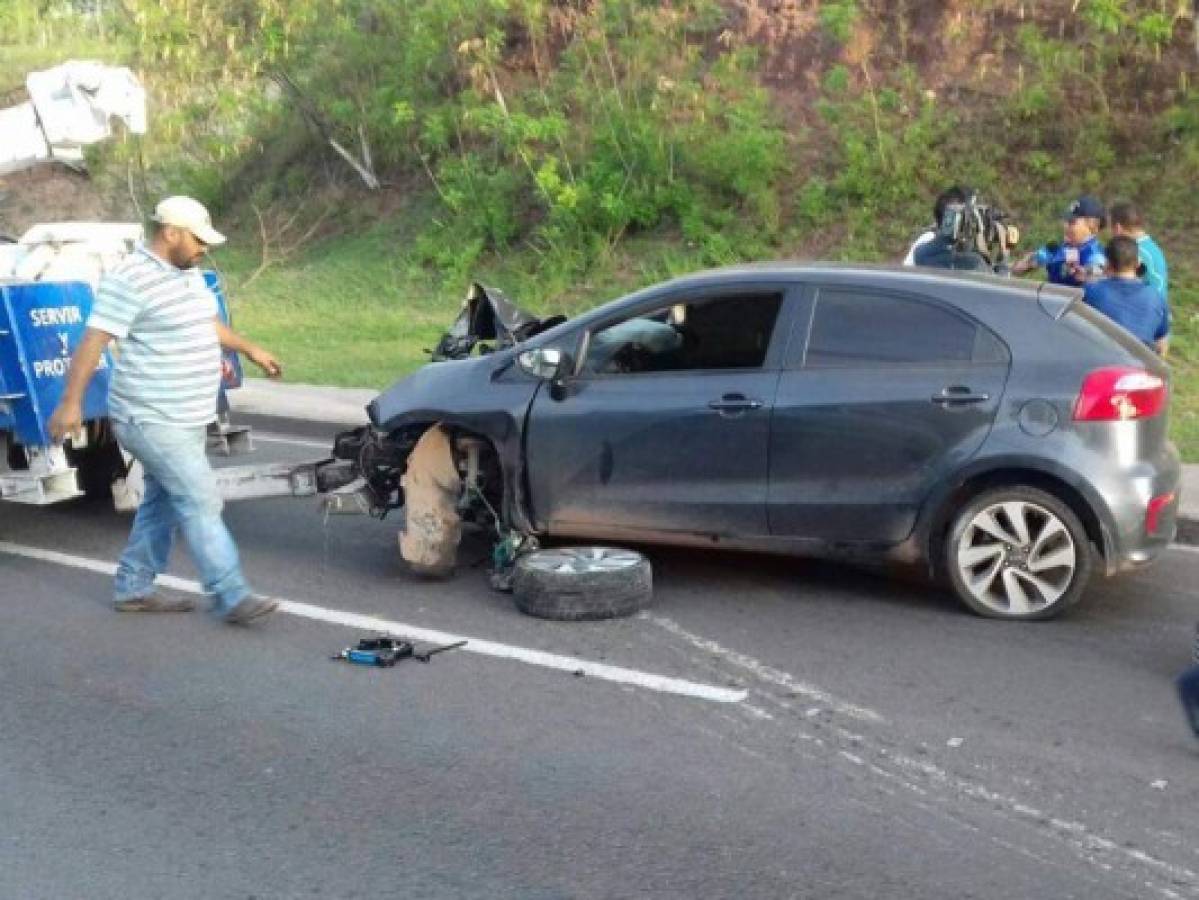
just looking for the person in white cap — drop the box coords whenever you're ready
[50,196,284,624]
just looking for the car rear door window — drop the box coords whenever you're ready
[584,292,783,375]
[803,288,992,367]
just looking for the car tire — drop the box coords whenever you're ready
[512,547,653,621]
[945,486,1093,620]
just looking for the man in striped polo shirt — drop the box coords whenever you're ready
[50,196,283,624]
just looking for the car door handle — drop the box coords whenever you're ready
[932,386,990,405]
[709,394,763,413]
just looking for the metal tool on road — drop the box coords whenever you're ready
[331,636,413,667]
[331,635,467,667]
[415,640,468,662]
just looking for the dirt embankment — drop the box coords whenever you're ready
[0,166,136,237]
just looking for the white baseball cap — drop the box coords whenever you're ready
[151,195,226,246]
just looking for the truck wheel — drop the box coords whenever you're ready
[6,440,28,470]
[512,548,652,621]
[66,435,126,498]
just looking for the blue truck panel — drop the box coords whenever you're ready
[1,270,236,449]
[0,281,113,446]
[205,270,244,390]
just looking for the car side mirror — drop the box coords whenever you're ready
[519,348,575,402]
[518,348,573,382]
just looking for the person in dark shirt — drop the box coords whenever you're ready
[910,232,993,271]
[903,185,967,265]
[1012,195,1107,286]
[1082,235,1170,354]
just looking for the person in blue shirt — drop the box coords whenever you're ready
[1012,194,1107,286]
[1108,200,1169,303]
[1082,235,1170,354]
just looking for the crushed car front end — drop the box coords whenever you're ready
[328,283,562,545]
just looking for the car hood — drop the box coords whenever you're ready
[368,349,514,428]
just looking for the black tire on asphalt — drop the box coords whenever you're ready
[944,485,1094,621]
[66,435,126,498]
[512,547,653,621]
[5,439,28,471]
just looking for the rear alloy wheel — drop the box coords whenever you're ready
[945,487,1093,620]
[512,547,652,621]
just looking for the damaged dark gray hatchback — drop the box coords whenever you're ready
[334,267,1181,620]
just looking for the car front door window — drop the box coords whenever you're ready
[583,292,783,376]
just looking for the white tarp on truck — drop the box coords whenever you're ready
[0,222,142,287]
[0,61,147,176]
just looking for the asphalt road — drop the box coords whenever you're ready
[1,418,1196,900]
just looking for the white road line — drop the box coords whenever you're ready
[642,613,885,723]
[1169,543,1199,555]
[252,432,333,451]
[0,541,746,705]
[887,751,1199,896]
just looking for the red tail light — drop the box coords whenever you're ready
[1146,492,1176,536]
[1073,367,1167,422]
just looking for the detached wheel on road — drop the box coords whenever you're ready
[512,548,652,621]
[945,487,1093,620]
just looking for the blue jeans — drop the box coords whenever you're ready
[111,419,250,613]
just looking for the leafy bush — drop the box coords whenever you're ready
[820,0,859,45]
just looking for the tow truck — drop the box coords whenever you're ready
[0,221,354,509]
[1,61,353,510]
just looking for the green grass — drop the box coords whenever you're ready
[1165,274,1198,461]
[215,229,452,390]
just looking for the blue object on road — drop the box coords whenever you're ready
[0,280,112,446]
[1178,664,1199,739]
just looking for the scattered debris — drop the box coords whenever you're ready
[488,527,538,593]
[947,737,965,749]
[415,640,468,663]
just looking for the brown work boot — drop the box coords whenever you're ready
[222,594,279,625]
[113,594,196,613]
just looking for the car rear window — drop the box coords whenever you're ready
[804,288,997,367]
[1066,299,1164,366]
